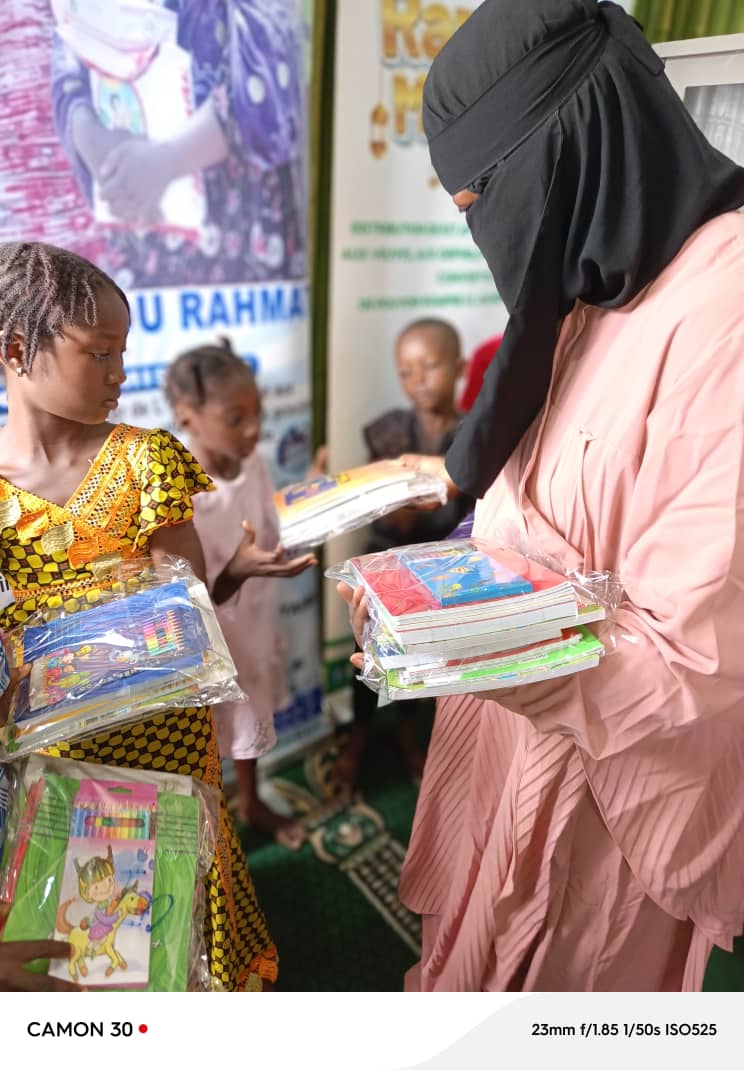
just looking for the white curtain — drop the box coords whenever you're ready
[684,83,744,166]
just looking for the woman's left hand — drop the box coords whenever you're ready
[337,582,368,667]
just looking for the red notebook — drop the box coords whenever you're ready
[350,542,578,643]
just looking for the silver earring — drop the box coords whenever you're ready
[14,365,24,378]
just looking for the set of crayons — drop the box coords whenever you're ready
[69,800,155,840]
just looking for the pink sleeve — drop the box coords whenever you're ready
[497,328,744,759]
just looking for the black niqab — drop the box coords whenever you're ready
[424,0,744,498]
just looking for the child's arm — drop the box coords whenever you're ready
[149,520,208,585]
[305,445,329,481]
[212,523,317,606]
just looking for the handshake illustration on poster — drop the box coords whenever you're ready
[53,0,207,232]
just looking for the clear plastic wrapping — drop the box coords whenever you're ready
[273,460,448,552]
[0,755,220,991]
[0,555,243,759]
[327,537,623,706]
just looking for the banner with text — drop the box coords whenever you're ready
[324,0,504,681]
[0,0,322,753]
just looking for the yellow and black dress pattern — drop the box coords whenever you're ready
[0,424,277,991]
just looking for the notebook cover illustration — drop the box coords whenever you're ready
[48,779,156,989]
[18,581,209,723]
[404,546,533,606]
[275,461,415,523]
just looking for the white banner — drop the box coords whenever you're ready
[324,0,505,674]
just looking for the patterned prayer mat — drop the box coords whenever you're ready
[235,706,430,991]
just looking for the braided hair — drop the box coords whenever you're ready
[0,241,129,371]
[164,337,255,409]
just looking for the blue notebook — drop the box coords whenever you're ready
[16,581,209,724]
[404,547,533,607]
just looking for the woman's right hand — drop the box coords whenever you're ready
[396,454,459,502]
[336,583,368,667]
[0,937,81,992]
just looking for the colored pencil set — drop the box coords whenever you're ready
[69,800,155,840]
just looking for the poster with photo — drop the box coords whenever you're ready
[0,0,321,752]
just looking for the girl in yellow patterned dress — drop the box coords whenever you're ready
[0,240,277,991]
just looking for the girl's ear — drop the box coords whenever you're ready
[1,333,26,377]
[172,401,194,431]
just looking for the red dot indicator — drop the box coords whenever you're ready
[138,1025,148,1034]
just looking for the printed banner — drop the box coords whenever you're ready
[324,0,504,681]
[0,0,322,752]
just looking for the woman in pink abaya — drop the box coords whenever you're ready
[338,0,744,991]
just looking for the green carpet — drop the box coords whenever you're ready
[236,704,744,992]
[238,703,428,991]
[704,939,744,991]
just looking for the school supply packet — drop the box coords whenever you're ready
[275,460,448,551]
[327,537,621,707]
[0,555,243,758]
[0,755,219,991]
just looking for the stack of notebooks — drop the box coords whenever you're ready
[274,460,447,551]
[0,578,239,758]
[342,540,606,703]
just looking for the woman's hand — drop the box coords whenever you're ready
[396,454,459,503]
[337,583,368,667]
[0,936,81,993]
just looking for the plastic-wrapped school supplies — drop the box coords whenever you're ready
[0,755,219,990]
[327,539,619,706]
[0,556,243,759]
[274,460,448,552]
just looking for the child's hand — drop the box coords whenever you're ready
[306,445,329,480]
[337,583,368,665]
[0,664,30,729]
[0,935,82,992]
[395,453,459,502]
[230,522,317,580]
[213,523,316,604]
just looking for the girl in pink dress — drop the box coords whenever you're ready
[339,0,744,990]
[165,339,315,847]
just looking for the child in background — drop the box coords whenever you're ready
[334,318,474,787]
[164,340,316,848]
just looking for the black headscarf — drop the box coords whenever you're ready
[424,0,744,499]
